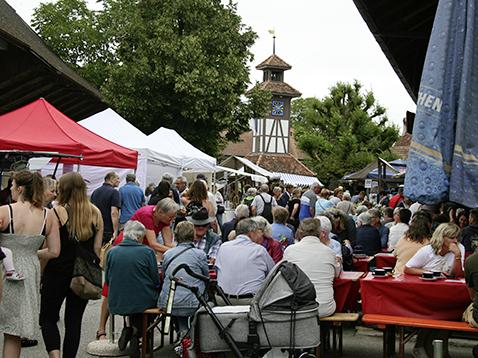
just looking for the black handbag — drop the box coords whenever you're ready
[70,244,102,300]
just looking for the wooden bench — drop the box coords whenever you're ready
[320,313,360,357]
[141,308,170,358]
[362,313,478,358]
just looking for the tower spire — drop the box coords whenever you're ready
[268,28,276,54]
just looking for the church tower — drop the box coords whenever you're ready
[252,50,301,154]
[221,40,317,185]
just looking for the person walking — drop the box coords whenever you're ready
[119,173,144,228]
[40,172,103,358]
[90,172,120,243]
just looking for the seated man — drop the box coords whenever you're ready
[317,215,342,274]
[368,208,390,249]
[284,218,336,318]
[105,221,160,357]
[159,221,209,335]
[221,204,249,242]
[187,207,222,263]
[355,212,381,256]
[215,218,275,305]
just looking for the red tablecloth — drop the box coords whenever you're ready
[333,271,365,312]
[360,273,471,320]
[374,253,397,269]
[352,256,374,272]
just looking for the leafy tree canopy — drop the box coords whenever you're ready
[32,0,270,155]
[292,81,399,186]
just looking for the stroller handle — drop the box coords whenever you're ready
[170,263,210,283]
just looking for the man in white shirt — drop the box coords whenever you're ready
[388,208,411,251]
[215,218,275,305]
[284,218,336,318]
[251,184,277,221]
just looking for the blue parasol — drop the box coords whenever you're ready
[405,0,478,206]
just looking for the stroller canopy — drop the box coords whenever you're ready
[249,261,317,322]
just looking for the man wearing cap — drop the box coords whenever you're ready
[186,207,222,263]
[119,173,145,229]
[215,218,275,305]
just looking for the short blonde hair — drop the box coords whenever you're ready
[252,216,272,236]
[272,206,289,224]
[174,221,195,243]
[430,223,460,254]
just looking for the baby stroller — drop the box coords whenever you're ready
[169,261,321,358]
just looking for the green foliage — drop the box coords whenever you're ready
[32,0,270,155]
[292,81,399,185]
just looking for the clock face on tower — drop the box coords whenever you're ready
[271,100,284,116]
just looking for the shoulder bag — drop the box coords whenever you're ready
[70,236,102,300]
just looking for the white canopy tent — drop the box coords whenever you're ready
[75,109,183,192]
[147,127,216,171]
[34,109,216,193]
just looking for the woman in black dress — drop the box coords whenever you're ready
[40,172,103,358]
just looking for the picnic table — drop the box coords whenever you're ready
[334,271,365,312]
[352,256,374,272]
[360,272,470,320]
[374,252,397,269]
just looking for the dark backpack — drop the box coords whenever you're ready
[259,194,273,224]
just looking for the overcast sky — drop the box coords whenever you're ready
[8,0,416,129]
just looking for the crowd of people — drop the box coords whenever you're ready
[1,170,478,358]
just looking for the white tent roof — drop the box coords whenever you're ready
[215,165,268,183]
[79,109,180,168]
[147,127,216,170]
[273,172,322,187]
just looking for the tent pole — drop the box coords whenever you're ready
[52,158,61,179]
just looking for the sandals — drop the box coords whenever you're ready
[96,330,107,340]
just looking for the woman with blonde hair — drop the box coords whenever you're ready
[43,177,57,208]
[0,170,60,358]
[404,222,464,277]
[40,172,103,358]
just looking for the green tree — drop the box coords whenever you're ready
[32,0,270,155]
[292,81,399,185]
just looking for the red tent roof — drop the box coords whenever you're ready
[0,98,137,168]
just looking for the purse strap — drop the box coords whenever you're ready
[162,245,194,274]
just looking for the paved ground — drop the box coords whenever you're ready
[0,299,474,357]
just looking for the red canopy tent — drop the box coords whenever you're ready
[0,98,137,169]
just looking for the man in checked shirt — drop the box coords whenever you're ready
[186,207,222,264]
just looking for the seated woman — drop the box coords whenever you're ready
[404,222,464,277]
[271,206,294,249]
[159,221,209,335]
[105,221,160,357]
[394,212,431,275]
[404,222,464,358]
[252,216,283,263]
